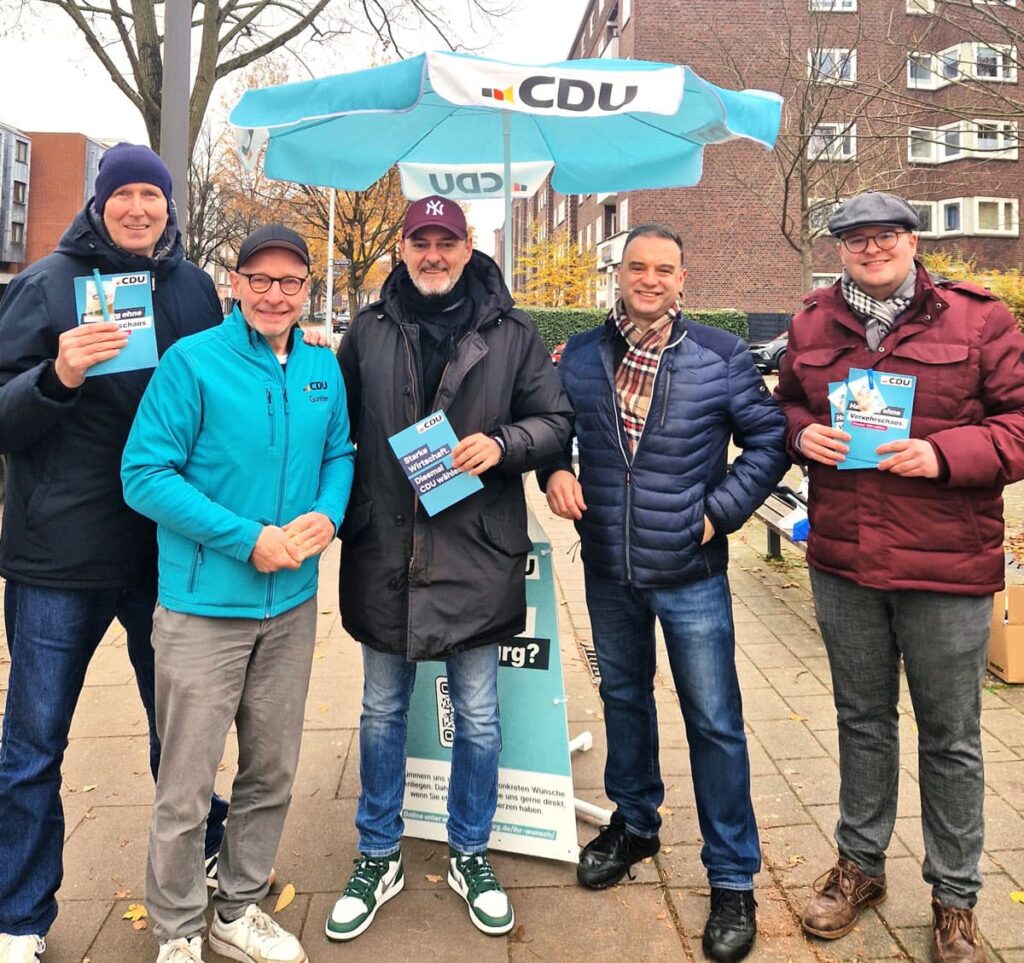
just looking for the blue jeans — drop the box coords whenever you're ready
[584,571,760,890]
[810,568,990,908]
[0,579,228,936]
[356,643,501,857]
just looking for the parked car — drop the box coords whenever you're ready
[551,342,566,366]
[332,313,351,334]
[749,331,788,373]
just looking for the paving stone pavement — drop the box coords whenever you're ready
[1,481,1022,962]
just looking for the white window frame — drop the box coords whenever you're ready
[808,123,857,160]
[941,198,964,236]
[810,0,856,10]
[556,199,566,225]
[909,200,938,237]
[812,273,842,288]
[973,197,1019,235]
[594,215,603,244]
[973,0,1016,6]
[622,0,632,25]
[907,0,934,11]
[909,120,1018,163]
[578,229,584,253]
[974,119,1019,158]
[808,197,844,236]
[619,195,630,232]
[808,48,857,83]
[971,44,1017,82]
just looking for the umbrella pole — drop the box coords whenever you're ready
[502,110,513,289]
[325,189,336,343]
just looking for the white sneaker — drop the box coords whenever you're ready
[0,934,46,963]
[156,936,204,962]
[208,905,306,963]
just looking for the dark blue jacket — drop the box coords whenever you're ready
[551,316,789,587]
[0,204,223,589]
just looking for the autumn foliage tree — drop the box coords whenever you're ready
[516,224,595,308]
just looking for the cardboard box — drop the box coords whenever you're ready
[989,587,1024,683]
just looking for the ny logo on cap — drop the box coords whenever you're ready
[425,199,445,216]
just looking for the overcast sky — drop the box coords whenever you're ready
[0,0,591,253]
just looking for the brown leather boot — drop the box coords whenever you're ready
[801,858,886,939]
[931,899,986,962]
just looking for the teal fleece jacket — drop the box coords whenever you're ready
[122,306,354,618]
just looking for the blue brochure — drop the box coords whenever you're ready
[831,367,917,470]
[388,410,483,516]
[74,271,158,377]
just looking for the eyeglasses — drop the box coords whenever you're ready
[839,230,908,254]
[237,272,307,295]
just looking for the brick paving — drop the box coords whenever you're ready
[1,480,1022,961]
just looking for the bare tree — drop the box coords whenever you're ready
[3,0,510,154]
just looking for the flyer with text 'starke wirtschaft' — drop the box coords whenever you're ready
[388,410,483,515]
[829,367,917,469]
[73,270,158,377]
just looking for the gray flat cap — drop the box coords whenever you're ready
[828,191,919,237]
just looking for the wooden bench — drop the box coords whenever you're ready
[751,488,808,560]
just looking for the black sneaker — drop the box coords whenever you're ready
[576,820,660,890]
[702,887,757,962]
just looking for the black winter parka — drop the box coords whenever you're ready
[0,205,223,589]
[337,251,573,661]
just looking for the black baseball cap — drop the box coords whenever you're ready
[236,224,310,270]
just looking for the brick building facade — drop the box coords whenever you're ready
[499,0,1023,328]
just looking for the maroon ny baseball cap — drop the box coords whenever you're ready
[402,195,468,240]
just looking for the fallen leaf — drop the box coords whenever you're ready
[84,812,96,820]
[132,920,148,931]
[217,762,227,771]
[82,784,97,793]
[122,904,148,922]
[425,874,444,883]
[788,712,808,722]
[314,652,326,659]
[318,704,329,713]
[657,805,673,816]
[656,911,667,920]
[788,855,806,866]
[274,883,296,913]
[509,923,527,942]
[1011,890,1024,904]
[113,889,130,899]
[662,846,673,855]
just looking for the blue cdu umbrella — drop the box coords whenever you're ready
[229,50,783,279]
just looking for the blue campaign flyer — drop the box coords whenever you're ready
[835,368,917,470]
[387,410,483,515]
[73,271,158,377]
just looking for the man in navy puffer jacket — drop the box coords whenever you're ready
[543,224,788,963]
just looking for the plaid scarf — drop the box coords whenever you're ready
[613,298,679,454]
[840,269,916,351]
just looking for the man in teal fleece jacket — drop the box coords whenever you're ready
[121,224,354,963]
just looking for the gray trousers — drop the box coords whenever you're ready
[810,568,990,908]
[146,598,317,942]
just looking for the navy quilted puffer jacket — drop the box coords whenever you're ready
[551,316,789,588]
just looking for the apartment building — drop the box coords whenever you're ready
[504,0,1023,328]
[0,123,31,294]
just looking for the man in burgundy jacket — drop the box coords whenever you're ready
[776,191,1024,963]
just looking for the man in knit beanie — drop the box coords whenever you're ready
[0,144,227,962]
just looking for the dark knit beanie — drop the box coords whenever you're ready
[94,143,173,212]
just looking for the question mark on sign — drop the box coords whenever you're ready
[527,642,540,665]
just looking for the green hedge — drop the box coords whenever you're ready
[520,306,748,348]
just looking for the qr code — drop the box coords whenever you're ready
[435,676,454,748]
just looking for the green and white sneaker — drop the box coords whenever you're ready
[325,851,405,942]
[447,847,515,936]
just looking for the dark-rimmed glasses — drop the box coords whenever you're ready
[237,272,308,295]
[839,231,908,254]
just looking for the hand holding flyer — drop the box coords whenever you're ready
[73,271,158,377]
[831,367,917,470]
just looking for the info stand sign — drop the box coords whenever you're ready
[401,511,578,862]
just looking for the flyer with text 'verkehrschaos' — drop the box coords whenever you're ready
[73,271,158,377]
[831,367,917,469]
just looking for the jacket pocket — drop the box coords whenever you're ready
[340,498,373,542]
[480,513,534,557]
[888,342,969,365]
[187,544,204,593]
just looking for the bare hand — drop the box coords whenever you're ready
[55,322,129,388]
[799,423,850,467]
[876,438,940,478]
[452,433,502,476]
[250,526,303,573]
[546,470,587,520]
[282,511,335,559]
[301,328,330,348]
[701,515,715,545]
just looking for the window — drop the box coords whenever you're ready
[909,128,937,161]
[943,200,962,233]
[594,215,603,244]
[809,48,856,82]
[975,197,1018,235]
[973,0,1016,5]
[909,201,937,236]
[622,0,631,24]
[13,180,26,204]
[812,273,842,288]
[808,123,857,160]
[556,199,566,225]
[810,0,856,9]
[578,230,584,253]
[619,196,629,231]
[908,53,934,86]
[907,0,934,10]
[909,43,1016,88]
[910,120,1019,162]
[808,198,843,234]
[11,221,24,244]
[943,125,963,159]
[14,140,27,163]
[585,223,592,249]
[975,120,1018,158]
[973,44,1016,81]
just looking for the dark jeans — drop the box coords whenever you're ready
[810,568,990,908]
[584,570,760,889]
[0,579,229,936]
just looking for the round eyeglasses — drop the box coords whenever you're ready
[237,272,308,295]
[839,230,908,254]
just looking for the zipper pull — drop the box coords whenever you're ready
[266,387,272,415]
[283,387,290,414]
[626,469,631,486]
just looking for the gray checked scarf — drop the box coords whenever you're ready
[840,268,917,351]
